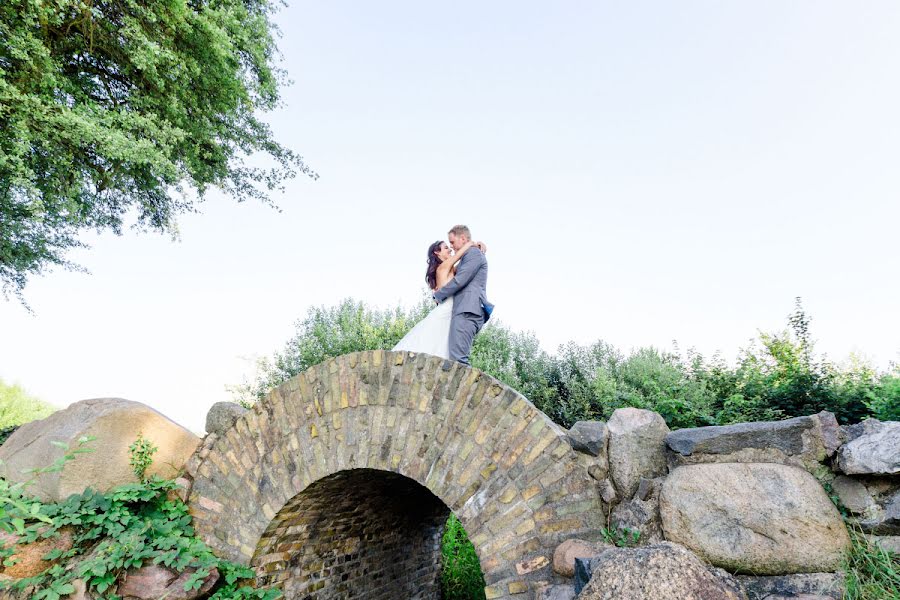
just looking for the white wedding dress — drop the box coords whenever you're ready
[392,297,453,359]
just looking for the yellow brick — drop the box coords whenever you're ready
[499,487,517,503]
[340,391,349,408]
[508,581,529,594]
[522,484,541,501]
[515,518,536,535]
[310,424,318,438]
[480,463,498,479]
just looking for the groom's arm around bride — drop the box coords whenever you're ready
[433,236,490,365]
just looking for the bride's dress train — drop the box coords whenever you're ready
[392,297,453,359]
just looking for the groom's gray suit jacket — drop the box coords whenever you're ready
[433,247,490,318]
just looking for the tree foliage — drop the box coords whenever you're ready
[0,0,313,297]
[0,378,55,430]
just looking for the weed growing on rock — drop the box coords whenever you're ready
[601,526,641,548]
[128,432,158,482]
[843,526,900,599]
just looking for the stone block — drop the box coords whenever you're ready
[666,411,839,472]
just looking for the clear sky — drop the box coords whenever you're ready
[1,1,898,434]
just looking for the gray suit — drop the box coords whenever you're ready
[433,248,492,365]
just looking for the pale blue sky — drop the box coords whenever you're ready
[2,2,898,433]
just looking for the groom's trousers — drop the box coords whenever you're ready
[449,311,485,366]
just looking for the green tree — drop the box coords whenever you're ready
[0,378,55,431]
[1,0,314,298]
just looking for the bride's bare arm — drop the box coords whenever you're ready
[437,241,475,275]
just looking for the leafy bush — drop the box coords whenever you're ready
[1,476,279,599]
[440,514,485,600]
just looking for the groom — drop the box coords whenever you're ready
[433,225,493,365]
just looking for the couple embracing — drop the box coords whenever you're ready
[394,225,494,365]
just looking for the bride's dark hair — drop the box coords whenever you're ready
[425,240,443,290]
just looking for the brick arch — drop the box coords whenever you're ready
[185,351,603,599]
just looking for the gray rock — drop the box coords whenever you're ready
[0,398,200,501]
[574,543,747,600]
[597,478,618,504]
[568,421,608,457]
[660,463,850,574]
[609,477,666,544]
[587,464,608,481]
[843,418,883,442]
[537,584,575,600]
[831,475,876,515]
[736,573,844,600]
[836,419,900,475]
[666,412,839,472]
[204,401,248,435]
[607,408,669,499]
[865,535,900,555]
[573,556,594,595]
[856,487,900,535]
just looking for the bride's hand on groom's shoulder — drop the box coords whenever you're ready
[476,241,487,253]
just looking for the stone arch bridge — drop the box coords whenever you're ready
[181,351,604,599]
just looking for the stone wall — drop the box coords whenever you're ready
[546,410,899,600]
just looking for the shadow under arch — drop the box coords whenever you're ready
[253,468,462,598]
[185,351,604,599]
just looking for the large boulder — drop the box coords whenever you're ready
[0,398,201,501]
[660,463,850,574]
[836,419,900,475]
[736,573,844,600]
[666,411,840,473]
[607,408,669,499]
[204,401,247,435]
[575,542,747,600]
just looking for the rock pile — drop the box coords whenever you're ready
[560,408,900,599]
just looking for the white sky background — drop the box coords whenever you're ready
[1,1,899,434]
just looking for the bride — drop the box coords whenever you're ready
[393,239,485,359]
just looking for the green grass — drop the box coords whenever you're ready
[843,527,900,600]
[441,514,486,600]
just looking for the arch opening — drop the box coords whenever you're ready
[252,468,458,599]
